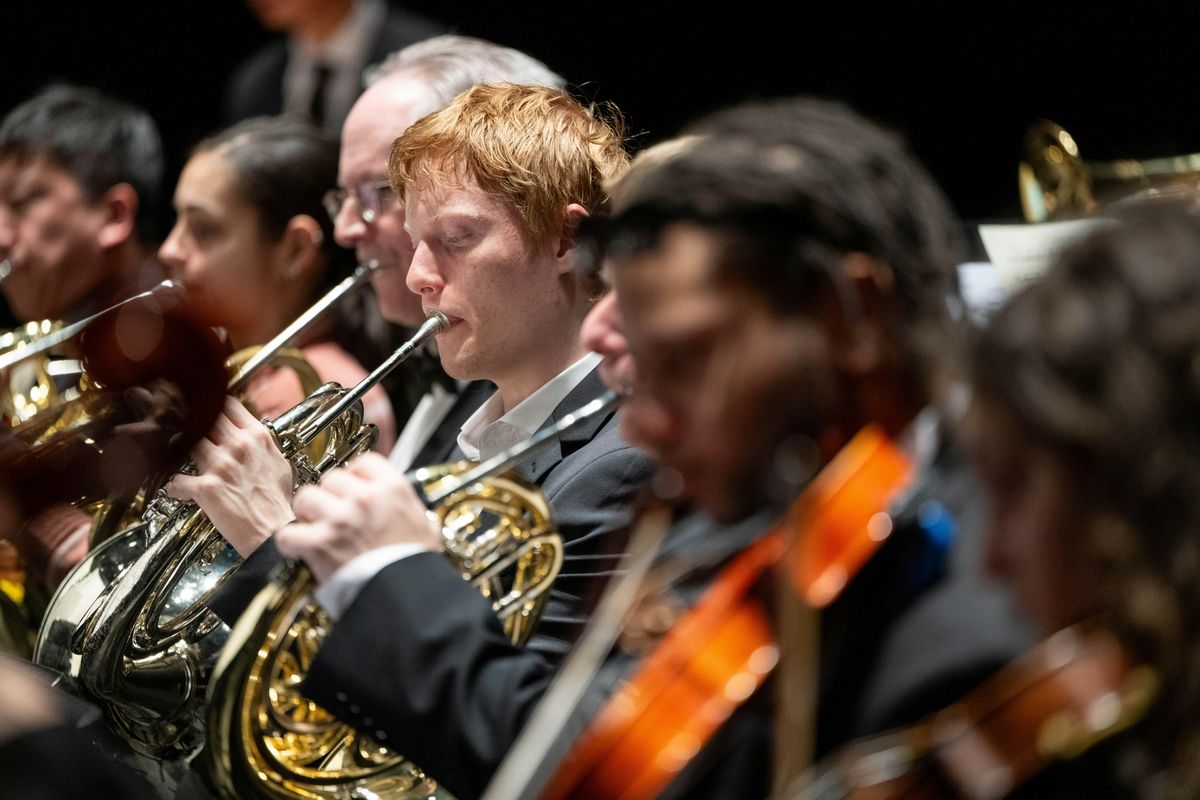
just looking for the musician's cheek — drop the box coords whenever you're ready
[983,446,1098,636]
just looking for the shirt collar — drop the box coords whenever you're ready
[457,352,603,461]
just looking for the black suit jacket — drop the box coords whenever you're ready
[223,2,447,126]
[300,367,655,792]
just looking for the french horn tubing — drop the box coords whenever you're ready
[30,264,423,757]
[202,392,618,799]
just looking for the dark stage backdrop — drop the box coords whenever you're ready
[2,1,1198,225]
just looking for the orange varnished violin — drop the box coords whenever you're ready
[790,624,1159,800]
[540,425,916,800]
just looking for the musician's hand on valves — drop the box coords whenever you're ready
[165,396,295,557]
[277,452,440,583]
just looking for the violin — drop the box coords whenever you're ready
[539,425,916,800]
[790,624,1159,800]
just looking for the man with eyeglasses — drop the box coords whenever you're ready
[325,35,567,466]
[180,38,656,658]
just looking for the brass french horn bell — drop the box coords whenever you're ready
[33,302,439,758]
[0,286,228,653]
[0,281,228,517]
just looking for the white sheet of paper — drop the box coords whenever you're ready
[978,219,1103,292]
[956,262,1006,323]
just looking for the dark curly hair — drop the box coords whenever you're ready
[971,200,1200,796]
[599,97,966,395]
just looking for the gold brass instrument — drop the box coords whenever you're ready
[32,310,444,756]
[0,319,71,426]
[0,278,324,559]
[203,393,617,799]
[85,259,382,546]
[79,345,324,551]
[31,263,390,755]
[0,280,227,655]
[0,317,69,653]
[1019,120,1200,222]
[0,281,187,429]
[25,260,376,552]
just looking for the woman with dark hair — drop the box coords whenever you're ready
[962,200,1200,797]
[159,116,394,445]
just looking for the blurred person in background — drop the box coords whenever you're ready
[225,0,446,136]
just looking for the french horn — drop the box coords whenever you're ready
[0,280,229,656]
[31,263,399,756]
[0,280,187,430]
[202,394,617,799]
[86,259,382,546]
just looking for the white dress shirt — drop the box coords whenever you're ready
[387,380,467,471]
[314,353,603,619]
[456,352,603,462]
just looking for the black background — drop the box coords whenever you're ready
[2,1,1197,224]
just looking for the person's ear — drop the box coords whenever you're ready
[95,183,139,250]
[555,203,590,267]
[274,214,324,281]
[831,252,896,376]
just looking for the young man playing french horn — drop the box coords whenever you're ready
[170,82,652,670]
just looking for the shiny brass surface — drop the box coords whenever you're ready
[206,565,437,800]
[1019,120,1200,221]
[0,319,72,427]
[31,282,422,761]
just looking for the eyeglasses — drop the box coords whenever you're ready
[322,181,395,224]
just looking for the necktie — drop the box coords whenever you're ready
[309,63,332,129]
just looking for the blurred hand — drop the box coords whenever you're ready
[15,505,89,592]
[113,378,188,447]
[0,657,61,744]
[277,452,439,583]
[166,396,294,556]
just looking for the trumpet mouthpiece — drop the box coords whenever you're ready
[425,309,450,334]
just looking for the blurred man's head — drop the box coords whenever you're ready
[595,98,963,520]
[0,84,162,321]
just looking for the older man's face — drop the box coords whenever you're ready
[334,77,436,328]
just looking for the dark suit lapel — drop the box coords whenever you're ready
[513,367,615,484]
[412,380,494,467]
[367,6,449,64]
